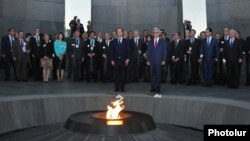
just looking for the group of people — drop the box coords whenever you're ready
[1,25,250,93]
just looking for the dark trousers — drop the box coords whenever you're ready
[218,57,226,85]
[93,58,103,82]
[186,58,199,85]
[80,62,85,80]
[161,65,168,83]
[31,56,41,80]
[246,55,250,84]
[105,60,114,82]
[213,61,219,84]
[73,58,81,81]
[16,54,28,81]
[226,62,240,88]
[150,62,162,91]
[114,64,127,90]
[170,61,183,84]
[3,55,16,80]
[67,54,73,78]
[128,60,139,82]
[202,60,213,85]
[85,59,92,82]
[139,57,146,79]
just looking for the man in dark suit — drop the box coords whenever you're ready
[1,28,16,81]
[183,20,192,39]
[246,36,250,85]
[84,31,102,82]
[80,32,89,80]
[160,32,170,83]
[101,33,113,82]
[170,32,185,84]
[76,19,84,35]
[110,27,131,92]
[30,28,43,80]
[69,16,77,37]
[146,28,167,93]
[224,29,243,88]
[218,27,230,85]
[128,30,144,82]
[185,29,201,85]
[69,30,85,82]
[199,28,219,87]
[12,31,30,81]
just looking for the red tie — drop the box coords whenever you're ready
[154,39,157,48]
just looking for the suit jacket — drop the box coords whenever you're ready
[101,40,112,61]
[246,37,250,55]
[84,38,102,60]
[1,35,14,56]
[185,38,201,61]
[68,38,85,60]
[131,38,144,62]
[12,39,30,61]
[147,38,167,65]
[80,23,84,34]
[110,38,131,66]
[40,41,54,58]
[69,20,77,30]
[170,39,185,61]
[30,34,43,57]
[200,37,219,61]
[224,38,243,63]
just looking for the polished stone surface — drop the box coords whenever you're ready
[91,0,183,35]
[206,0,250,38]
[0,80,250,102]
[0,0,64,41]
[0,123,203,141]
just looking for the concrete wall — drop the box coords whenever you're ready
[0,0,65,39]
[91,0,183,35]
[206,0,250,38]
[0,94,250,134]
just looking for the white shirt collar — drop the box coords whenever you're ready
[154,37,159,42]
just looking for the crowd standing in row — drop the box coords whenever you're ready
[1,24,250,93]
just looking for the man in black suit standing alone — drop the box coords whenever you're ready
[110,27,131,92]
[1,28,16,81]
[69,16,77,37]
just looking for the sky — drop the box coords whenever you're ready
[65,0,91,30]
[65,0,207,36]
[183,0,207,36]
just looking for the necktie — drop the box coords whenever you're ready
[91,39,93,46]
[10,37,13,47]
[36,36,40,45]
[230,39,233,47]
[119,39,122,45]
[154,39,157,48]
[191,38,194,44]
[175,41,178,48]
[207,38,210,46]
[20,39,23,47]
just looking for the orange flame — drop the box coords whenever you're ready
[106,96,125,120]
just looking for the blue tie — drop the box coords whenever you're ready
[230,39,233,47]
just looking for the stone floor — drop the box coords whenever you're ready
[0,79,250,102]
[0,123,203,141]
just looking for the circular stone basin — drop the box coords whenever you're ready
[64,110,156,135]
